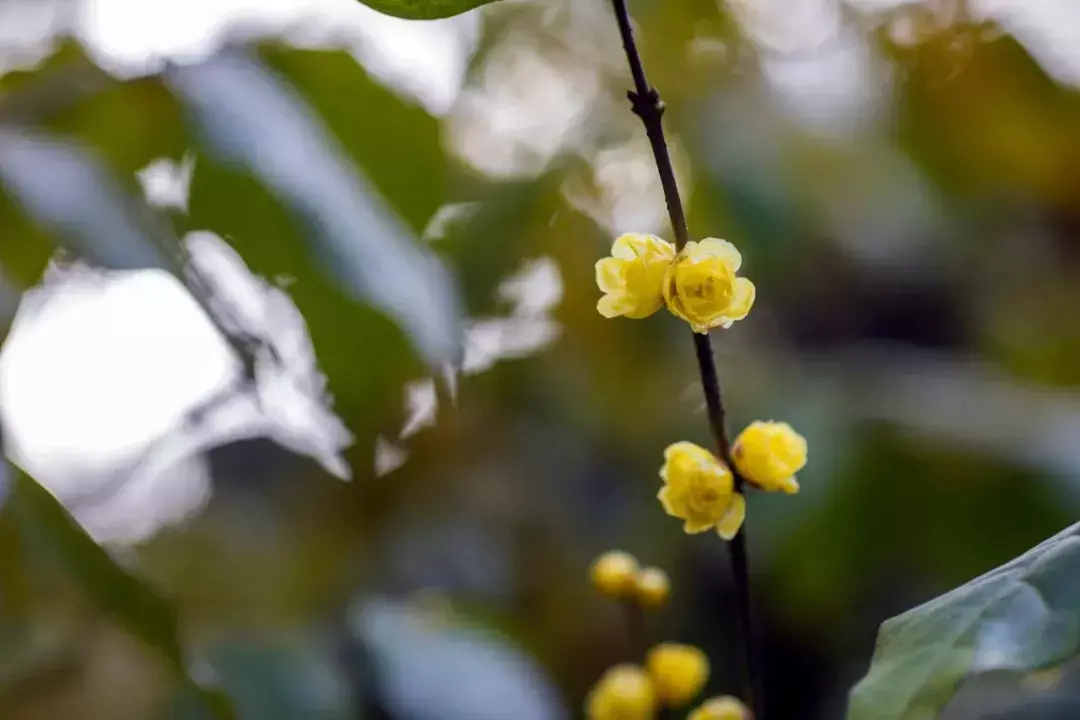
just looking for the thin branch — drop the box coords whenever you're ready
[608,1,766,717]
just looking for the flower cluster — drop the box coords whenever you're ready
[658,421,806,539]
[596,234,754,334]
[586,551,752,720]
[590,550,670,608]
[596,232,808,540]
[592,231,806,717]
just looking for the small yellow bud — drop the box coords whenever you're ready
[658,442,745,540]
[732,421,807,494]
[585,664,657,720]
[590,551,639,598]
[663,238,755,333]
[645,643,710,707]
[596,233,677,320]
[634,567,671,608]
[688,696,751,720]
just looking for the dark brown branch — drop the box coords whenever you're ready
[608,1,765,717]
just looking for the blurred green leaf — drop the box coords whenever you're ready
[166,50,463,368]
[353,599,568,720]
[939,661,1080,720]
[4,469,233,719]
[0,127,178,272]
[352,0,501,20]
[849,522,1080,720]
[165,636,349,720]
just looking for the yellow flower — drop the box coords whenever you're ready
[688,696,751,720]
[658,442,745,540]
[633,567,670,609]
[646,643,709,707]
[590,550,640,598]
[596,234,677,320]
[663,238,755,333]
[585,664,657,720]
[732,421,807,494]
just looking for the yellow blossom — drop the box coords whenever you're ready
[658,442,745,540]
[590,550,639,598]
[596,234,677,320]
[646,643,709,707]
[688,696,751,720]
[633,567,670,609]
[732,421,807,494]
[585,664,657,720]
[663,238,755,333]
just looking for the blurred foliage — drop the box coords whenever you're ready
[2,0,1080,719]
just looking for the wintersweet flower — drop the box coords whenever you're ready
[658,442,745,540]
[585,664,657,720]
[590,550,640,598]
[596,233,676,320]
[732,421,807,494]
[646,643,710,707]
[688,696,752,720]
[663,238,755,333]
[633,566,670,609]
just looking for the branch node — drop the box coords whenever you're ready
[628,88,664,119]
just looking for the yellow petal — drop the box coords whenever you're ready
[657,486,681,517]
[595,258,625,294]
[683,517,715,534]
[725,277,755,321]
[663,441,703,461]
[778,475,800,494]
[611,233,647,260]
[598,294,630,318]
[694,238,742,271]
[716,493,746,540]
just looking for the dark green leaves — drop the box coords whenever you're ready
[352,0,503,20]
[849,522,1080,720]
[4,469,233,719]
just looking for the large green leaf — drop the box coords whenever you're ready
[3,468,234,719]
[849,522,1080,720]
[353,0,502,20]
[166,50,463,368]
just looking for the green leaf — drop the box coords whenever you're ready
[166,50,463,368]
[0,127,179,273]
[4,468,234,719]
[164,636,350,720]
[849,522,1080,720]
[352,0,502,20]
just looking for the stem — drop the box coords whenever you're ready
[608,1,765,717]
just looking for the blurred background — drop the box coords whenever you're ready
[1,0,1079,718]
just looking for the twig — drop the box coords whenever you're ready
[608,1,766,717]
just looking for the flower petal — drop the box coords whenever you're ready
[725,277,755,321]
[611,234,645,260]
[658,486,681,517]
[664,441,703,461]
[695,238,742,271]
[598,294,630,318]
[595,258,625,294]
[716,493,746,540]
[683,517,715,534]
[778,475,800,494]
